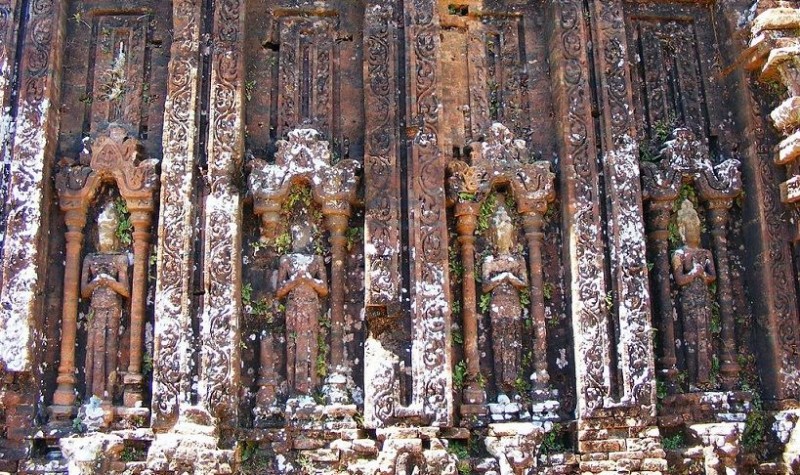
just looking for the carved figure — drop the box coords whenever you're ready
[81,201,130,400]
[482,204,528,395]
[671,199,716,387]
[276,222,329,395]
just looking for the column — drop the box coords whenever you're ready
[124,210,152,406]
[52,209,87,411]
[454,201,484,407]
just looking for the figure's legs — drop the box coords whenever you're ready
[295,327,314,395]
[85,321,96,399]
[286,315,297,394]
[307,328,318,393]
[696,314,711,384]
[93,310,109,398]
[105,307,121,399]
[684,314,699,386]
[493,317,511,394]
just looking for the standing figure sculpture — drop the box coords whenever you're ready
[671,199,717,388]
[81,201,130,400]
[482,204,529,396]
[276,222,329,396]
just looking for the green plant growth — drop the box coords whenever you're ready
[453,360,468,390]
[488,80,500,118]
[742,410,767,452]
[653,116,677,144]
[142,352,153,375]
[451,298,462,317]
[709,354,720,387]
[316,333,329,379]
[251,239,269,253]
[542,282,554,300]
[284,185,315,213]
[452,326,464,345]
[662,433,685,451]
[270,231,292,256]
[447,440,471,475]
[449,245,465,282]
[458,191,477,202]
[238,442,276,474]
[120,446,147,462]
[540,423,567,455]
[518,290,530,307]
[353,411,365,429]
[296,454,314,475]
[656,379,667,401]
[244,80,256,102]
[604,290,614,310]
[478,293,491,314]
[346,226,362,251]
[241,283,272,320]
[72,416,86,434]
[476,193,498,234]
[513,375,530,393]
[114,198,133,246]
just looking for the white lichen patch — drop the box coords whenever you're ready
[0,99,51,372]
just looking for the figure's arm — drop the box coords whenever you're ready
[111,256,130,298]
[671,253,693,286]
[275,259,291,299]
[80,258,95,299]
[313,257,329,297]
[703,253,717,285]
[482,261,497,293]
[508,264,528,290]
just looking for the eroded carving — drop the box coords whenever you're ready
[81,202,130,402]
[482,205,528,397]
[447,122,555,415]
[53,126,158,422]
[249,128,359,413]
[276,222,329,396]
[642,128,742,391]
[672,200,716,388]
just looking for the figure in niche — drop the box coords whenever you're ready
[482,204,528,396]
[81,201,130,400]
[276,221,329,396]
[671,199,716,388]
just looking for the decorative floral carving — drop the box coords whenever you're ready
[151,0,202,428]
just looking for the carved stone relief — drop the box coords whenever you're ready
[248,127,360,422]
[447,122,556,422]
[2,0,799,473]
[642,128,742,393]
[53,126,158,426]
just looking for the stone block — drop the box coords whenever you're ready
[293,436,327,450]
[640,458,668,471]
[579,438,625,453]
[580,460,617,472]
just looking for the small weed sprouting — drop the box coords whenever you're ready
[662,433,685,451]
[543,282,554,300]
[478,293,491,314]
[453,360,468,390]
[476,193,497,234]
[114,198,133,247]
